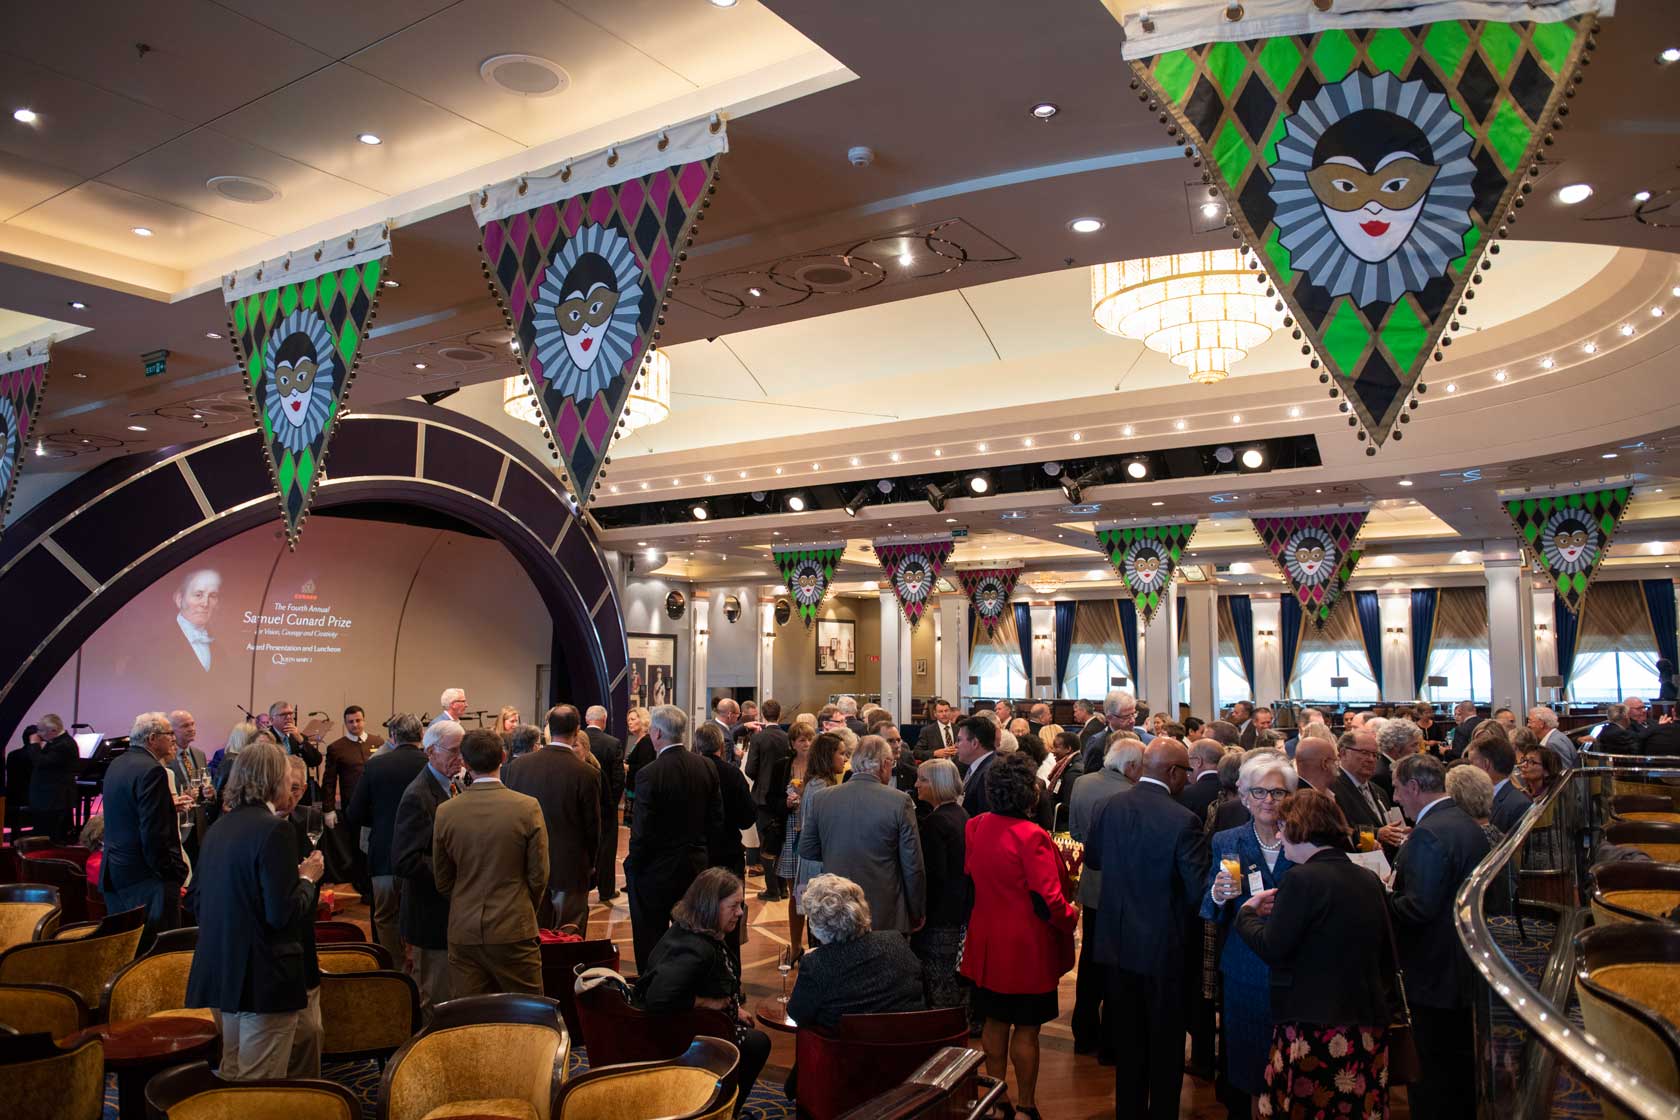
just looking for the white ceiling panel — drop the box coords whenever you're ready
[561,0,823,87]
[0,1,331,125]
[0,157,83,224]
[215,0,464,59]
[7,180,266,271]
[0,59,189,179]
[100,128,386,236]
[348,0,697,147]
[212,63,523,196]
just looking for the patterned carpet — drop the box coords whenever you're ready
[1485,914,1601,1120]
[105,1046,796,1120]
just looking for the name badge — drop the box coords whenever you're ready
[1247,869,1264,896]
[1385,806,1404,825]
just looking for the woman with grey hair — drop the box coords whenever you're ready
[1202,753,1301,1115]
[1446,764,1502,848]
[913,758,970,1009]
[786,874,925,1032]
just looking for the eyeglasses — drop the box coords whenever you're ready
[1246,788,1289,801]
[1167,763,1192,775]
[1342,747,1379,759]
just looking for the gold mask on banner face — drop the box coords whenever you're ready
[275,358,317,397]
[556,284,621,335]
[1307,156,1440,213]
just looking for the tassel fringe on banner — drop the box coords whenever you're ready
[773,541,846,629]
[874,533,955,632]
[1251,510,1369,630]
[957,563,1024,638]
[1501,483,1632,615]
[1095,520,1200,627]
[0,339,53,540]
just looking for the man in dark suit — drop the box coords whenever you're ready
[1446,700,1479,760]
[798,733,925,935]
[391,719,464,1014]
[1390,753,1493,1120]
[345,714,425,973]
[435,729,549,996]
[582,705,625,902]
[744,699,791,899]
[167,710,210,791]
[1467,735,1532,833]
[27,713,79,841]
[1085,738,1208,1120]
[1229,701,1255,748]
[954,716,998,817]
[1073,699,1105,752]
[1332,729,1389,832]
[1081,690,1154,776]
[257,701,323,770]
[1177,738,1224,822]
[101,712,191,935]
[626,705,723,970]
[1594,702,1643,754]
[914,697,959,762]
[839,696,867,737]
[503,704,601,935]
[1292,735,1339,795]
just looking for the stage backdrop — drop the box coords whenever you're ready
[23,515,552,749]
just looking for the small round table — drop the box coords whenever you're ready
[755,998,798,1033]
[68,1015,220,1120]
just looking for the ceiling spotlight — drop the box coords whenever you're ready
[1446,382,1457,393]
[691,502,710,521]
[1213,446,1235,465]
[1059,474,1082,504]
[357,132,383,145]
[1582,342,1598,355]
[1554,183,1593,205]
[1621,323,1636,336]
[933,448,943,457]
[746,286,764,298]
[1602,452,1619,459]
[889,451,901,462]
[1030,101,1059,120]
[977,442,988,452]
[205,330,222,340]
[967,472,992,495]
[849,456,860,466]
[1288,406,1302,417]
[1230,414,1242,424]
[1151,500,1165,507]
[1071,431,1082,441]
[925,479,960,512]
[131,226,154,237]
[1200,201,1223,219]
[1068,217,1104,233]
[1654,306,1667,317]
[876,478,895,494]
[1125,459,1149,480]
[1173,419,1187,431]
[1494,369,1509,382]
[413,361,428,370]
[1636,190,1653,203]
[12,108,38,124]
[1660,47,1680,63]
[126,424,148,432]
[382,279,400,289]
[68,300,85,310]
[844,488,871,518]
[1240,447,1264,469]
[1022,437,1034,448]
[898,253,914,268]
[786,493,807,512]
[1398,479,1414,487]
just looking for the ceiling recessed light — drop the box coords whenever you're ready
[1654,306,1666,317]
[898,253,914,268]
[1555,183,1593,205]
[1673,286,1680,298]
[933,448,943,457]
[1240,448,1264,469]
[888,451,901,462]
[639,482,649,490]
[1288,406,1301,418]
[1621,323,1637,336]
[1229,414,1242,424]
[1446,382,1457,393]
[205,331,221,339]
[1022,437,1034,448]
[1068,217,1104,234]
[609,485,619,493]
[738,470,747,479]
[1660,47,1680,63]
[67,300,85,310]
[1494,369,1509,382]
[1173,419,1187,430]
[1602,452,1619,459]
[708,0,738,7]
[1122,424,1135,436]
[703,473,714,482]
[382,279,399,289]
[413,361,427,370]
[1636,191,1653,203]
[131,226,154,237]
[746,286,764,298]
[849,456,860,466]
[1030,101,1059,120]
[12,107,38,124]
[1398,479,1414,487]
[1200,201,1223,219]
[1539,357,1555,369]
[1126,460,1148,480]
[1070,431,1082,442]
[127,424,148,432]
[72,371,86,379]
[1582,342,1598,355]
[1150,500,1164,507]
[774,466,783,475]
[977,442,988,452]
[357,132,382,145]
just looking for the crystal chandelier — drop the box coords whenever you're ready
[1090,250,1284,384]
[502,349,672,439]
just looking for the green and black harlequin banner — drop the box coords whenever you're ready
[774,543,846,629]
[1127,15,1592,448]
[1097,521,1198,627]
[225,232,390,548]
[1504,486,1630,615]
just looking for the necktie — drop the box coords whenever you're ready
[448,778,462,798]
[1362,782,1381,818]
[942,724,952,747]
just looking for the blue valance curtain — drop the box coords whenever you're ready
[1554,594,1579,693]
[1226,594,1255,692]
[1353,591,1385,696]
[1642,580,1679,692]
[1118,599,1140,687]
[1409,589,1438,696]
[1054,601,1077,697]
[1279,596,1303,698]
[1014,602,1033,693]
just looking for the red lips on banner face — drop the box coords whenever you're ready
[290,400,301,411]
[581,338,593,351]
[1360,220,1389,236]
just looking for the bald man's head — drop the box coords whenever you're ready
[1143,737,1192,795]
[1293,736,1338,790]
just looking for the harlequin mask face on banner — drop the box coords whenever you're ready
[1306,115,1440,265]
[556,255,620,373]
[1543,510,1599,574]
[1284,527,1336,586]
[896,559,930,599]
[791,559,826,608]
[1125,541,1166,591]
[262,309,337,454]
[531,223,644,400]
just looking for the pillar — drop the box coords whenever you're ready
[879,588,913,720]
[1140,592,1180,719]
[1252,596,1283,705]
[1484,557,1534,714]
[1379,591,1412,701]
[937,594,968,706]
[757,590,777,707]
[689,588,711,723]
[1185,585,1218,721]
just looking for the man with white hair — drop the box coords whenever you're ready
[798,734,925,935]
[582,705,625,902]
[392,719,465,1013]
[1526,706,1579,768]
[1178,738,1224,821]
[168,709,209,789]
[102,712,192,934]
[838,695,866,736]
[1081,689,1153,775]
[436,688,468,725]
[1447,700,1480,758]
[1067,736,1143,1060]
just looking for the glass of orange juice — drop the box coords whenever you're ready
[1221,856,1241,895]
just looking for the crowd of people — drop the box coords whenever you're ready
[2,684,1616,1118]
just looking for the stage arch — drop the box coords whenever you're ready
[0,401,628,741]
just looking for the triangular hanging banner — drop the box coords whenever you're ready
[774,542,846,629]
[958,564,1023,638]
[223,222,392,548]
[874,534,955,632]
[1252,511,1368,630]
[1096,520,1199,627]
[1116,1,1603,449]
[1502,485,1630,615]
[474,116,726,508]
[0,339,52,538]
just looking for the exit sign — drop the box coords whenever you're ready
[142,349,170,377]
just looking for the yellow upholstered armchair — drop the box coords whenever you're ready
[0,981,89,1038]
[1590,861,1680,926]
[381,993,569,1120]
[0,905,144,1009]
[318,943,392,974]
[554,1036,739,1120]
[102,947,206,1024]
[0,1031,105,1120]
[1576,921,1680,1120]
[320,969,421,1064]
[0,884,62,951]
[146,1059,362,1120]
[1605,820,1680,864]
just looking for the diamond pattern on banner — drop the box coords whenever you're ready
[228,258,385,547]
[1252,512,1369,630]
[958,566,1023,638]
[1132,17,1590,448]
[0,358,48,538]
[1502,486,1631,616]
[1097,522,1199,627]
[874,537,955,632]
[481,156,720,508]
[774,545,846,629]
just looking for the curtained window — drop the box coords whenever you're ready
[1289,598,1379,702]
[1215,598,1251,707]
[1064,599,1133,698]
[971,608,1027,697]
[1424,588,1490,704]
[1570,582,1661,702]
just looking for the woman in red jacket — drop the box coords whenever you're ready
[960,751,1078,1120]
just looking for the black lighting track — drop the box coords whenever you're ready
[591,435,1323,529]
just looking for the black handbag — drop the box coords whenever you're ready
[1378,896,1424,1085]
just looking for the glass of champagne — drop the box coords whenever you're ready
[304,805,325,851]
[778,945,793,1003]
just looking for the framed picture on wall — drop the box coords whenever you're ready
[815,618,856,675]
[915,658,928,677]
[627,633,678,711]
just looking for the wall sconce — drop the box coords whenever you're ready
[1257,629,1276,637]
[1536,623,1550,633]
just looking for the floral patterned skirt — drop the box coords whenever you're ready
[1260,1022,1389,1120]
